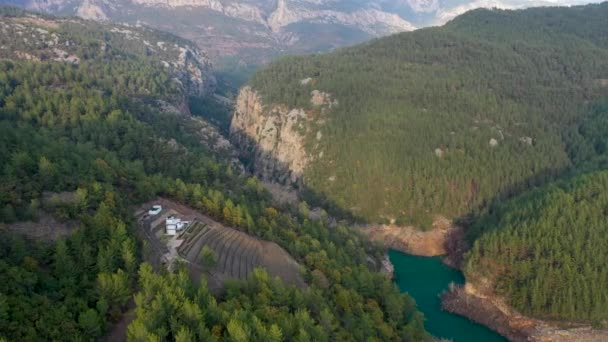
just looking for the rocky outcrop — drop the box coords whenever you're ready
[267,0,416,34]
[442,282,608,342]
[75,0,108,21]
[0,13,215,96]
[171,45,216,96]
[380,254,395,279]
[106,25,215,96]
[19,0,572,36]
[360,217,460,257]
[229,86,312,184]
[130,0,267,25]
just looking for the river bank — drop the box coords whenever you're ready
[439,226,608,342]
[378,218,608,342]
[389,251,506,342]
[441,282,608,342]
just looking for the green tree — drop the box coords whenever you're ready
[199,246,217,268]
[97,270,131,321]
[78,309,102,339]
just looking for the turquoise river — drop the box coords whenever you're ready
[389,250,507,342]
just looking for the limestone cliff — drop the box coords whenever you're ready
[230,86,311,184]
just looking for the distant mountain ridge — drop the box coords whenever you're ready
[2,0,601,68]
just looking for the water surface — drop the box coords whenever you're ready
[389,250,507,342]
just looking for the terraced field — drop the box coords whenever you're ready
[178,221,305,288]
[135,198,305,290]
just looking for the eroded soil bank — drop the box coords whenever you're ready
[372,216,608,342]
[390,251,506,342]
[361,216,461,257]
[440,231,608,342]
[441,283,608,342]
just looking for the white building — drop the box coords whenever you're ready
[166,216,189,236]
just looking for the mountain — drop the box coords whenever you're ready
[454,100,608,328]
[1,0,602,74]
[0,7,429,341]
[0,0,416,68]
[228,3,608,337]
[231,2,608,335]
[231,2,608,228]
[0,5,216,92]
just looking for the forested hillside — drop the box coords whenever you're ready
[245,2,608,227]
[0,8,429,341]
[460,101,608,324]
[464,169,608,323]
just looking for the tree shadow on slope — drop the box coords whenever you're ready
[230,131,368,225]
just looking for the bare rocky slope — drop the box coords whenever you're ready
[230,86,313,184]
[360,217,462,256]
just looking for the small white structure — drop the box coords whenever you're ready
[148,205,162,216]
[166,216,189,236]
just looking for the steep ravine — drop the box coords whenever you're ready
[227,85,608,341]
[229,85,457,256]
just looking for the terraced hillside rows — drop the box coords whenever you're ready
[179,221,305,288]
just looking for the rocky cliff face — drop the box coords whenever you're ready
[266,0,416,34]
[17,0,588,30]
[229,84,337,185]
[230,86,311,184]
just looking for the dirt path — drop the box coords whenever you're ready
[104,300,136,342]
[6,213,78,241]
